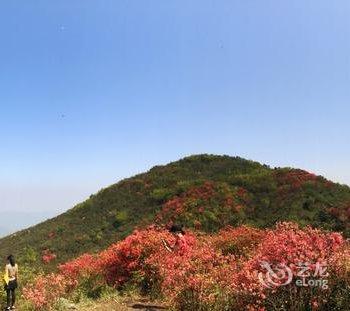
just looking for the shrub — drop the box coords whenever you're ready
[22,273,75,309]
[41,249,56,264]
[98,226,173,288]
[22,222,350,311]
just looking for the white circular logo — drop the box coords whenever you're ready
[258,261,293,288]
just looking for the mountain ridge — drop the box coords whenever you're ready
[1,154,349,268]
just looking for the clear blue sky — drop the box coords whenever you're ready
[0,1,349,232]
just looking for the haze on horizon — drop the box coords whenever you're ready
[0,1,349,235]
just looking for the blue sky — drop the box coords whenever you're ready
[0,1,349,233]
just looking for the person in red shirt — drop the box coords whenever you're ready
[163,224,189,255]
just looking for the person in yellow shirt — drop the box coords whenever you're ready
[4,255,18,310]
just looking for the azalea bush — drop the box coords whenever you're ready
[274,169,319,190]
[58,253,109,300]
[155,181,248,232]
[22,273,75,309]
[146,234,237,310]
[98,226,174,290]
[41,249,57,264]
[22,222,350,310]
[59,253,99,280]
[234,222,345,310]
[209,226,265,259]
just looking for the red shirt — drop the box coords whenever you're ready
[174,234,189,255]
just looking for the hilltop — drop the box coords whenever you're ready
[1,154,350,268]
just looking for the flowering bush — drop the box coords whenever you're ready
[274,169,319,189]
[246,222,343,277]
[23,222,350,310]
[209,226,264,260]
[328,202,350,229]
[146,234,237,309]
[98,226,174,288]
[155,181,248,231]
[234,222,344,310]
[41,249,57,264]
[59,253,99,280]
[22,273,75,309]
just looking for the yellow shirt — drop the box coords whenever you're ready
[5,264,18,281]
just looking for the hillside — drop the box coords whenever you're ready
[1,154,350,268]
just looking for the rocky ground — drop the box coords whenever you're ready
[61,296,168,311]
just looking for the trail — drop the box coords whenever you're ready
[77,297,168,311]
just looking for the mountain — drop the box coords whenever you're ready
[0,210,56,237]
[0,154,349,268]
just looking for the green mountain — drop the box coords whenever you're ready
[1,154,349,268]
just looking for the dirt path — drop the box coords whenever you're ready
[78,297,168,311]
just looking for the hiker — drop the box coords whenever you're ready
[4,255,18,310]
[162,224,189,255]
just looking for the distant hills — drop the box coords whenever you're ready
[0,154,349,268]
[0,210,55,237]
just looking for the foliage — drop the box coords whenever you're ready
[1,154,350,269]
[41,249,57,264]
[155,181,247,231]
[22,273,74,310]
[21,223,350,310]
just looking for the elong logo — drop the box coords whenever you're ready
[258,261,329,289]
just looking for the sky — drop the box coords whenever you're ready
[0,1,349,234]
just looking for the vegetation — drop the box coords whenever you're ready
[1,154,350,270]
[2,154,350,310]
[20,223,350,310]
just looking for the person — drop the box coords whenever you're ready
[4,255,18,310]
[162,224,189,255]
